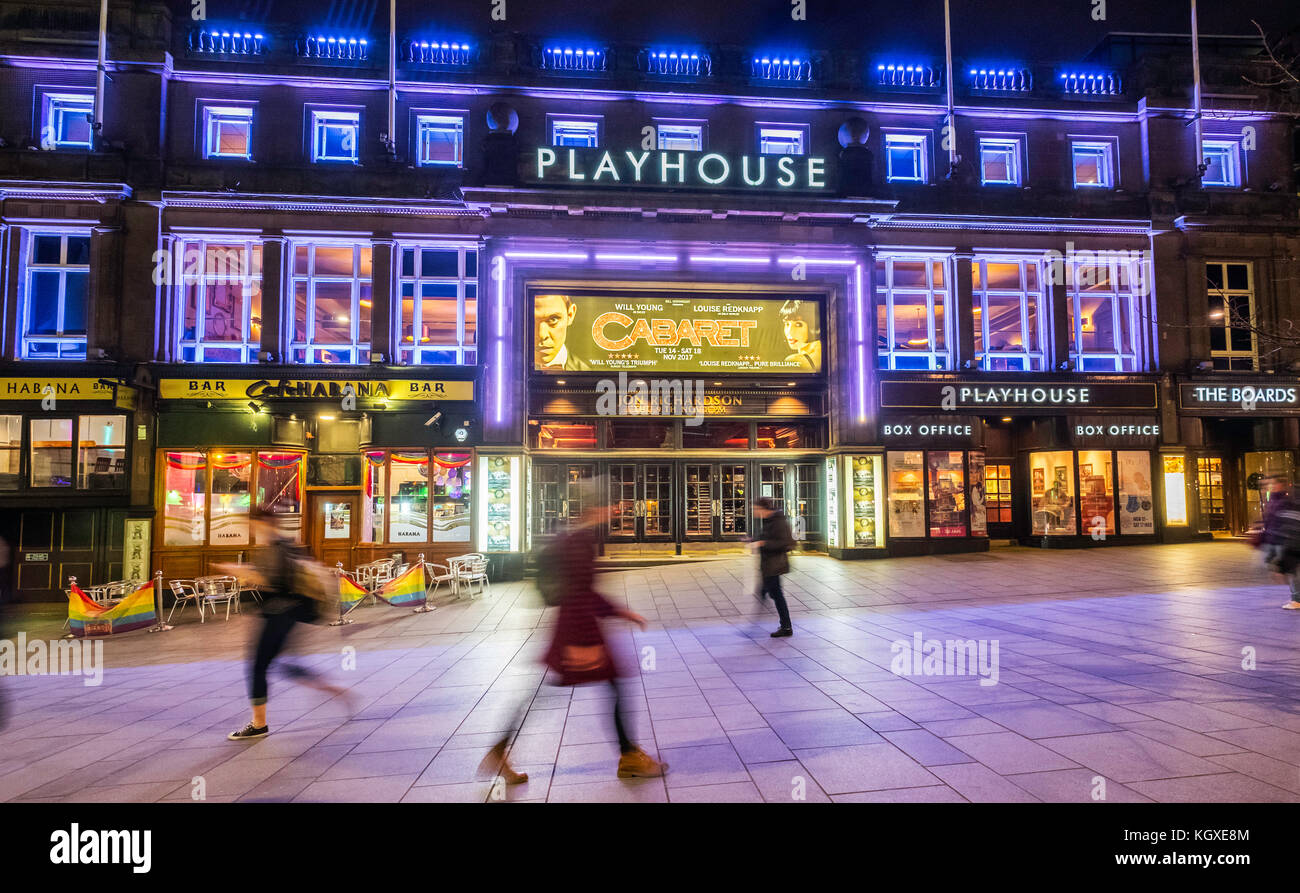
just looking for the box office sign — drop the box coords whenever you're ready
[532,292,824,375]
[533,387,817,418]
[1178,382,1300,414]
[529,147,830,192]
[160,379,474,401]
[1069,416,1162,446]
[0,378,117,400]
[880,416,982,446]
[879,380,1158,412]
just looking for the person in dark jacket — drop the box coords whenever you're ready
[1259,475,1300,610]
[480,495,666,785]
[753,497,796,637]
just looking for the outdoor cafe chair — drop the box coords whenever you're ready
[456,556,490,599]
[425,562,458,600]
[167,579,202,623]
[197,575,241,621]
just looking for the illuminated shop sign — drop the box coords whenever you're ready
[160,378,474,401]
[1073,423,1160,437]
[528,147,830,191]
[0,378,117,400]
[880,380,1158,412]
[1178,383,1300,413]
[882,422,975,437]
[532,291,824,375]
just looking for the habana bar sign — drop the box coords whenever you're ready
[530,147,830,191]
[160,379,474,401]
[0,378,116,400]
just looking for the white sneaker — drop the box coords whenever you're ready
[1282,602,1300,610]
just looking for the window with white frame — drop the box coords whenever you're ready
[1206,261,1256,370]
[415,114,464,166]
[398,245,478,365]
[758,124,807,155]
[290,242,372,364]
[311,109,360,163]
[884,133,928,183]
[876,256,951,370]
[40,92,94,150]
[979,137,1022,185]
[656,122,704,151]
[176,238,263,363]
[22,232,90,359]
[1065,255,1145,371]
[203,105,254,159]
[550,118,600,147]
[1201,139,1241,188]
[971,258,1045,371]
[1071,140,1113,188]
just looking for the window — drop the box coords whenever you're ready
[985,463,1012,524]
[78,415,126,489]
[1206,261,1256,370]
[29,418,72,487]
[398,245,477,365]
[290,242,372,364]
[971,258,1045,371]
[1201,139,1241,187]
[162,450,303,546]
[415,114,464,166]
[177,238,263,363]
[550,118,600,147]
[656,122,703,151]
[23,232,89,359]
[1066,255,1145,371]
[362,450,472,544]
[876,256,951,370]
[0,416,19,490]
[1071,140,1113,188]
[40,92,94,150]
[884,133,927,183]
[1030,450,1076,535]
[979,137,1021,185]
[203,105,253,159]
[311,109,360,162]
[758,124,807,155]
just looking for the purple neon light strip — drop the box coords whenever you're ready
[688,255,771,264]
[855,264,867,424]
[503,251,588,260]
[495,260,506,425]
[593,253,677,262]
[776,256,858,267]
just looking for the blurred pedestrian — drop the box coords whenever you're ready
[753,497,796,638]
[0,535,9,730]
[224,512,348,740]
[481,489,666,784]
[1258,475,1300,610]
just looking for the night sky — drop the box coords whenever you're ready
[215,0,1300,63]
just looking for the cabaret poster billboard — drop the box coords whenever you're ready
[531,291,824,375]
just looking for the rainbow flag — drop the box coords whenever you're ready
[68,582,157,637]
[339,575,367,608]
[375,563,426,607]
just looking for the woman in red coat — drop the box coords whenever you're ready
[481,500,667,784]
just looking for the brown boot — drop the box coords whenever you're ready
[478,740,529,785]
[617,747,667,778]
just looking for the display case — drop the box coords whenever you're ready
[846,454,885,548]
[478,454,522,552]
[926,451,967,537]
[886,451,926,537]
[825,457,839,549]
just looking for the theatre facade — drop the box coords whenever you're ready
[0,9,1298,596]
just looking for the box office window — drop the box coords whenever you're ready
[23,232,89,360]
[886,451,926,537]
[0,416,20,490]
[177,239,263,363]
[531,421,598,450]
[876,256,951,370]
[398,245,477,365]
[928,451,967,536]
[1078,449,1115,535]
[1206,262,1256,371]
[363,450,472,544]
[1030,449,1155,536]
[1066,255,1144,372]
[972,258,1045,371]
[291,242,372,364]
[887,450,986,538]
[1029,450,1076,535]
[161,450,304,546]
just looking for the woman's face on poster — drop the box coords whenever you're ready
[784,317,812,350]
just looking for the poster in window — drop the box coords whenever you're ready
[1117,450,1155,534]
[432,452,472,542]
[323,502,351,539]
[887,451,925,538]
[927,451,967,537]
[969,452,987,537]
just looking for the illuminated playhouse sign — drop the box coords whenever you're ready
[531,147,830,191]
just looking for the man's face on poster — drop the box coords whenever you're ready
[534,294,576,367]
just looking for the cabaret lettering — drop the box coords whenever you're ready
[533,147,828,190]
[592,311,758,351]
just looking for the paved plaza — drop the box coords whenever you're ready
[2,540,1300,803]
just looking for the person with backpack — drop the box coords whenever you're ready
[1259,475,1300,610]
[753,497,796,637]
[480,491,666,785]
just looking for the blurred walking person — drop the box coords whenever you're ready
[225,511,348,740]
[481,489,666,784]
[1258,475,1300,610]
[0,535,9,729]
[753,497,796,637]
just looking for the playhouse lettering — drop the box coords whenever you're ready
[533,147,828,191]
[957,386,1090,406]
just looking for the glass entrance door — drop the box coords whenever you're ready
[684,463,750,540]
[608,463,675,542]
[1197,456,1227,532]
[533,463,595,537]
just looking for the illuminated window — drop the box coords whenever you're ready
[361,450,471,544]
[550,118,600,147]
[0,416,19,491]
[311,109,360,162]
[415,114,464,166]
[1066,255,1146,371]
[979,137,1021,185]
[398,245,477,365]
[1205,261,1255,370]
[758,124,807,155]
[1201,139,1241,187]
[884,133,927,183]
[176,238,263,363]
[656,122,704,151]
[876,256,951,370]
[985,463,1012,524]
[22,232,89,359]
[78,415,126,490]
[40,92,94,150]
[290,242,372,364]
[162,450,304,546]
[203,105,253,159]
[971,258,1045,371]
[1071,140,1113,188]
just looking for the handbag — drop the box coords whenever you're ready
[561,644,610,674]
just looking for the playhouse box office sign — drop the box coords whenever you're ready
[529,147,830,191]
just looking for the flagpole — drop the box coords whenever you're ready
[147,570,172,633]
